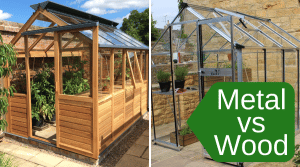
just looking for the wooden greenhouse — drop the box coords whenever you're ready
[4,1,149,160]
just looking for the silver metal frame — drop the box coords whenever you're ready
[151,4,300,164]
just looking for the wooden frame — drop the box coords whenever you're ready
[92,25,99,159]
[7,6,149,160]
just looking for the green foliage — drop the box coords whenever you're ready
[151,16,160,42]
[180,124,193,136]
[157,70,171,82]
[0,153,17,167]
[293,144,300,166]
[177,0,188,39]
[0,33,17,131]
[121,8,157,45]
[222,61,246,70]
[63,57,90,95]
[114,53,131,81]
[175,66,189,81]
[31,57,90,121]
[31,63,55,121]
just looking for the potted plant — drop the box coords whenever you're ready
[293,144,300,166]
[102,83,109,91]
[102,76,110,91]
[157,70,171,92]
[170,124,198,146]
[31,63,55,128]
[175,66,189,89]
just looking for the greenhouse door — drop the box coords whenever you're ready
[54,29,99,159]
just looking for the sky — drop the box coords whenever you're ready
[0,0,149,28]
[151,0,179,30]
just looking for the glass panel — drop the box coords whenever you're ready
[81,30,113,45]
[62,32,91,97]
[11,59,26,94]
[53,13,87,24]
[106,26,142,47]
[98,29,125,46]
[99,25,134,47]
[115,29,148,48]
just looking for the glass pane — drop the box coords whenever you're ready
[81,30,113,45]
[115,29,148,48]
[98,29,125,46]
[99,25,134,47]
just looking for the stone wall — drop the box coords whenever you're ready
[0,20,79,51]
[180,0,300,96]
[152,69,252,126]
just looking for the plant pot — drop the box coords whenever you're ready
[227,53,232,61]
[32,117,44,127]
[170,131,198,146]
[159,81,171,92]
[175,80,185,89]
[50,113,56,122]
[102,86,109,91]
[45,113,56,124]
[0,132,4,142]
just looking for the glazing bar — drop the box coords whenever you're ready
[260,22,297,48]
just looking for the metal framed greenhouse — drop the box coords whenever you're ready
[151,3,300,166]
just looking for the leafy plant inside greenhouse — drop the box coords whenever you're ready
[62,57,90,95]
[29,56,90,122]
[0,33,17,131]
[31,63,55,121]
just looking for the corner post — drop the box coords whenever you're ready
[25,35,32,137]
[169,25,180,147]
[237,49,243,82]
[297,49,299,129]
[264,49,267,82]
[92,25,99,159]
[54,31,60,147]
[230,16,235,82]
[122,49,126,89]
[282,49,285,82]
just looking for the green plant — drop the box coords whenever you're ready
[114,53,131,81]
[0,33,17,131]
[180,124,193,136]
[0,153,17,167]
[175,66,189,81]
[31,63,55,121]
[293,144,300,166]
[222,61,246,70]
[157,70,171,82]
[63,57,90,95]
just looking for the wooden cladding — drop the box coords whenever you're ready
[9,94,28,138]
[58,97,93,154]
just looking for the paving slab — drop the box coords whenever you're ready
[10,146,40,160]
[29,152,63,167]
[126,144,147,157]
[135,136,149,147]
[115,154,149,167]
[0,142,20,153]
[56,160,87,167]
[152,155,189,167]
[141,147,149,159]
[14,157,40,167]
[142,130,149,137]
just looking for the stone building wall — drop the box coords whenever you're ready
[181,0,300,92]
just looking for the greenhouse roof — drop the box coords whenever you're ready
[153,2,300,51]
[16,1,148,50]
